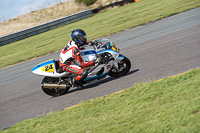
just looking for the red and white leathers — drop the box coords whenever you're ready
[59,41,94,81]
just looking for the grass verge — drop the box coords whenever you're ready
[1,68,200,132]
[0,0,200,69]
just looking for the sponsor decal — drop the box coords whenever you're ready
[107,65,111,69]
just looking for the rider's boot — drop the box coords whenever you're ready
[72,78,84,88]
[72,70,88,88]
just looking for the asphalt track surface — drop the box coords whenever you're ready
[0,8,200,130]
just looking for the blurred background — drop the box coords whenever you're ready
[0,0,69,22]
[0,0,120,37]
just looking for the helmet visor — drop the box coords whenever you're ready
[80,35,87,42]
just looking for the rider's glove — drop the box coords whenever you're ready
[93,57,102,64]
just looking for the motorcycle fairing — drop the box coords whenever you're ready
[83,72,109,82]
[81,50,96,56]
[84,60,114,82]
[80,49,97,62]
[32,59,54,72]
[96,49,119,54]
[32,59,69,78]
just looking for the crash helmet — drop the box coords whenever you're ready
[71,29,87,46]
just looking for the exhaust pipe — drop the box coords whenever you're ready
[41,83,70,89]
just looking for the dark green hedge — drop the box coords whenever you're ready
[75,0,97,6]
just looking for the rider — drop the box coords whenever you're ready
[59,29,100,87]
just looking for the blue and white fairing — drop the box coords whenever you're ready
[80,49,97,62]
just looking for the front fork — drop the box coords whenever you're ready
[113,54,125,71]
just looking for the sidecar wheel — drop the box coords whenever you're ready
[41,77,70,97]
[108,57,131,77]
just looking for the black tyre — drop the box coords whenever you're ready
[108,57,131,77]
[41,77,70,96]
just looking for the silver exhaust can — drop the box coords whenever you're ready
[41,83,67,89]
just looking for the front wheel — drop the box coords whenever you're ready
[41,77,70,96]
[108,57,131,77]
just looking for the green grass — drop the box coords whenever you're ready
[1,68,200,133]
[0,0,200,68]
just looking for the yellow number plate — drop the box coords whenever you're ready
[41,64,54,72]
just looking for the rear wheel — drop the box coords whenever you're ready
[41,77,70,96]
[108,57,131,77]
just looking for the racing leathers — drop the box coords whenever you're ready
[59,41,94,84]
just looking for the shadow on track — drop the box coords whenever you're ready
[65,69,139,95]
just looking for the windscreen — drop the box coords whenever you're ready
[95,39,112,50]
